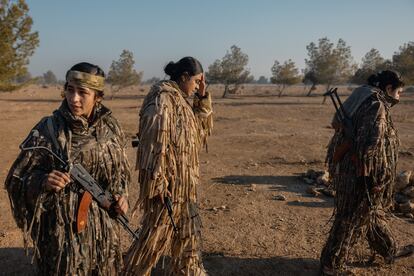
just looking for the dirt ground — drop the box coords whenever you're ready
[0,84,413,275]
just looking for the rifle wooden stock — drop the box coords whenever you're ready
[76,191,92,233]
[333,140,352,163]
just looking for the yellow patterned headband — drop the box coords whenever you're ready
[66,70,105,91]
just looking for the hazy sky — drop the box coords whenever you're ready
[26,0,414,80]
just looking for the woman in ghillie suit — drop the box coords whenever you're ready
[320,70,413,274]
[5,62,130,275]
[123,57,213,276]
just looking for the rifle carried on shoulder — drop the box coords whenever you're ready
[324,88,354,163]
[324,87,375,206]
[19,144,140,240]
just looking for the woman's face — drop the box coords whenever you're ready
[64,82,98,118]
[386,84,403,100]
[178,73,203,96]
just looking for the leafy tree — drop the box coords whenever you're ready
[302,71,319,96]
[392,42,414,85]
[107,49,143,99]
[206,45,253,98]
[256,76,269,84]
[43,70,57,84]
[0,0,39,91]
[334,39,356,83]
[205,60,222,85]
[304,37,356,98]
[15,71,31,83]
[270,59,301,97]
[351,48,388,84]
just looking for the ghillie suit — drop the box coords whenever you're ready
[320,85,399,272]
[5,100,130,275]
[123,80,213,276]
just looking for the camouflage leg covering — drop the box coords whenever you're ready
[169,233,206,275]
[321,208,396,270]
[123,203,174,276]
[320,216,358,271]
[123,201,206,276]
[366,210,397,262]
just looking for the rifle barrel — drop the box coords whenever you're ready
[117,215,140,240]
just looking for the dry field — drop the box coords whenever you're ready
[0,84,413,275]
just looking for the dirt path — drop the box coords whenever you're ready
[0,85,413,275]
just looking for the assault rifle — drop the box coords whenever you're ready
[323,88,354,163]
[164,196,178,232]
[19,144,140,240]
[130,135,178,232]
[324,88,374,206]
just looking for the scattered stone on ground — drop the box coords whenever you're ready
[395,170,412,192]
[394,170,414,218]
[320,187,335,197]
[301,169,334,197]
[273,194,287,201]
[316,171,330,186]
[210,205,228,212]
[247,184,257,192]
[302,169,331,186]
[306,186,321,197]
[397,201,414,214]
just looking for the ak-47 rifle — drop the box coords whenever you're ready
[324,88,374,206]
[164,196,178,232]
[324,88,354,163]
[19,144,140,240]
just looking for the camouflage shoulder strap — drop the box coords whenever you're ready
[46,116,61,152]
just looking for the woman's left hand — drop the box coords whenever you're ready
[114,194,128,215]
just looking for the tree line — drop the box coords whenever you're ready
[1,0,413,99]
[209,39,413,98]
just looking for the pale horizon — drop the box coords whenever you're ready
[26,0,414,81]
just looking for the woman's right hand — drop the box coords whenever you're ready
[198,73,206,97]
[43,170,71,192]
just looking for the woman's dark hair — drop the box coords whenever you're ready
[64,62,105,98]
[367,70,404,91]
[164,57,203,82]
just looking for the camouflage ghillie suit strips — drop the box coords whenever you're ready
[123,80,213,276]
[320,85,399,270]
[5,100,130,275]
